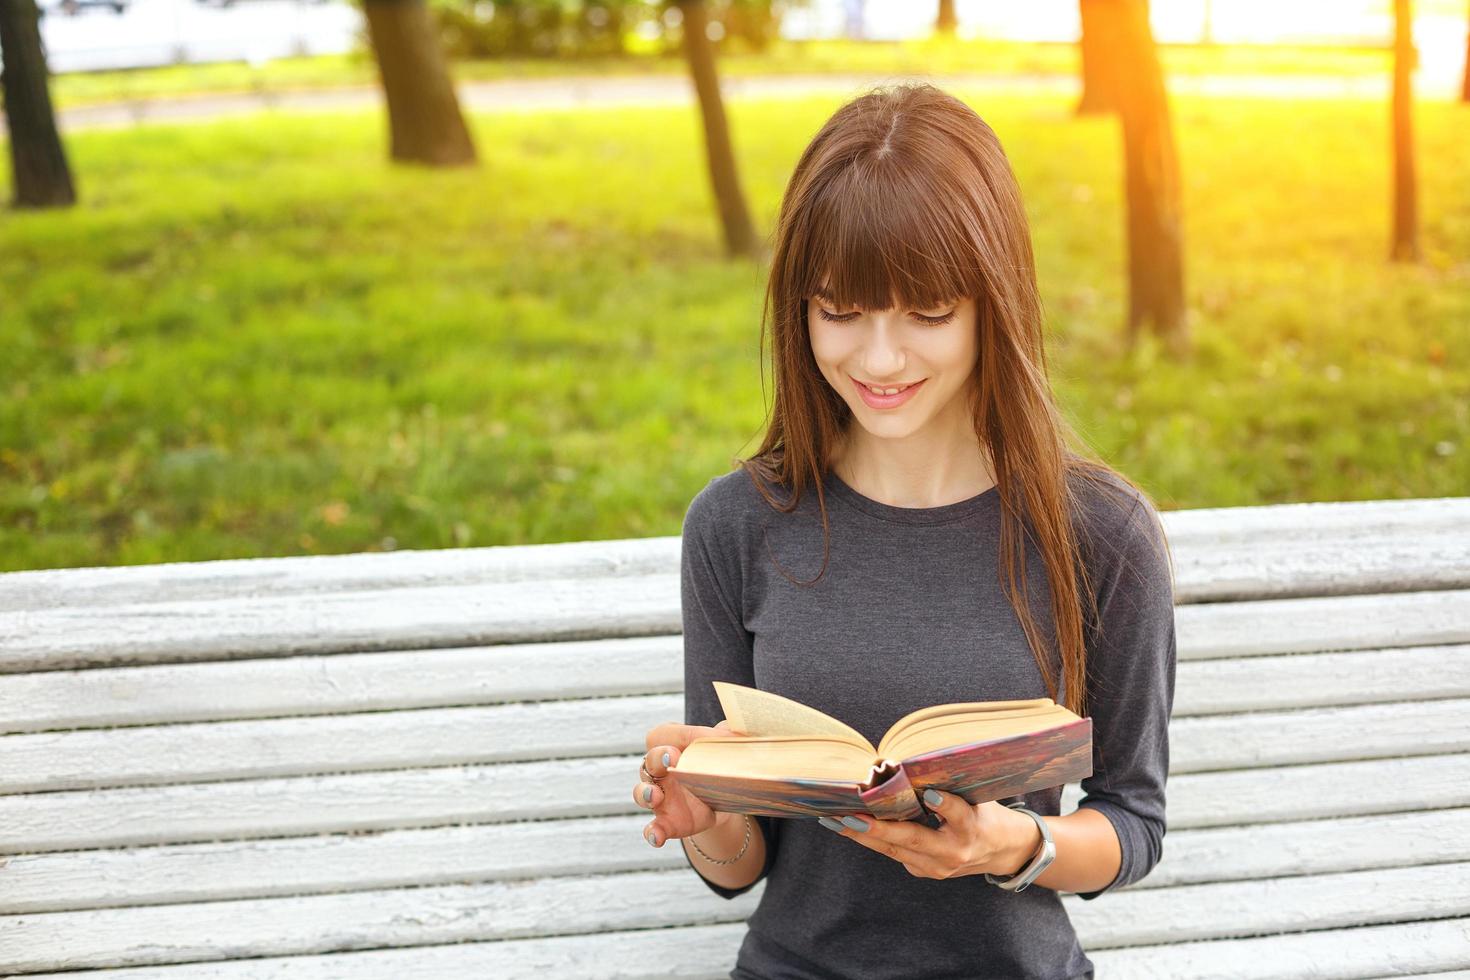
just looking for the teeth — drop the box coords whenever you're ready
[866,383,910,395]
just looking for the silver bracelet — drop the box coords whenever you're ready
[984,803,1056,892]
[689,814,753,865]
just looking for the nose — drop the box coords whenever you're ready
[861,313,908,379]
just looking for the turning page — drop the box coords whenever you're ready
[714,681,871,748]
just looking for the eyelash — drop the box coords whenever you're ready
[815,308,956,326]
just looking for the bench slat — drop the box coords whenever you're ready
[3,579,1468,673]
[1087,915,1470,979]
[0,636,685,734]
[6,693,1468,794]
[4,803,1467,917]
[0,537,679,614]
[15,916,1469,980]
[3,860,1467,974]
[5,634,1467,735]
[3,750,1467,855]
[0,575,682,673]
[2,497,1464,616]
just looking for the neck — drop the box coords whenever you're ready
[830,426,997,509]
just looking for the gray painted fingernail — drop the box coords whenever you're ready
[818,816,845,831]
[643,784,652,803]
[840,815,870,832]
[662,752,670,767]
[923,788,943,807]
[646,828,658,847]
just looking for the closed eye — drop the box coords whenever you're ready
[815,308,956,326]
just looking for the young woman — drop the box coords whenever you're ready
[633,82,1177,979]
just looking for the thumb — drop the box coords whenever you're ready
[919,786,972,827]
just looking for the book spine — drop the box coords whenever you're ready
[859,761,925,821]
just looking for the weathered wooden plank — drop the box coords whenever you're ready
[0,922,750,979]
[4,749,1468,856]
[0,574,683,672]
[1087,916,1470,979]
[7,690,1467,794]
[4,574,1467,673]
[0,635,685,734]
[1168,536,1470,602]
[6,631,1467,735]
[1173,644,1470,716]
[1178,589,1470,660]
[1158,496,1470,547]
[2,859,1466,974]
[5,797,1466,917]
[1068,861,1470,947]
[0,537,679,613]
[3,497,1464,615]
[17,917,1470,980]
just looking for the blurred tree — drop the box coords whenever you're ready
[1075,0,1116,116]
[1391,0,1419,260]
[935,0,956,38]
[363,0,478,166]
[1087,0,1186,354]
[432,0,635,58]
[674,0,761,259]
[0,0,75,208]
[1462,0,1469,102]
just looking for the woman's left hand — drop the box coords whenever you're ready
[820,789,1037,880]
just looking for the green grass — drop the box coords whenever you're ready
[1,89,1466,572]
[45,37,1407,110]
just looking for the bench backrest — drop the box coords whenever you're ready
[1,496,1468,977]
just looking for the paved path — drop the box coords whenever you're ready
[53,69,1465,132]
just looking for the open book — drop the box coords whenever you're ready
[667,681,1092,822]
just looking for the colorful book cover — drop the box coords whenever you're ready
[667,716,1092,822]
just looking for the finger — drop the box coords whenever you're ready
[920,787,974,832]
[646,720,727,751]
[644,744,680,778]
[632,779,661,810]
[821,813,934,866]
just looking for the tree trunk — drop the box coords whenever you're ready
[1108,0,1187,354]
[1391,0,1419,261]
[677,0,761,260]
[362,0,476,167]
[935,0,957,37]
[1076,0,1116,116]
[0,0,76,209]
[1462,1,1470,102]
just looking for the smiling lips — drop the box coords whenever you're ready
[852,376,925,409]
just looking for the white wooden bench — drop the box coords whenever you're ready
[2,494,1469,978]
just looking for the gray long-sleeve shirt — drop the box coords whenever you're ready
[678,462,1177,980]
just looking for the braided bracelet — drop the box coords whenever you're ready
[689,814,753,865]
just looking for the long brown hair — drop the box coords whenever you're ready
[734,82,1172,720]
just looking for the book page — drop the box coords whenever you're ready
[676,734,877,782]
[714,681,873,752]
[877,698,1057,758]
[884,711,1071,763]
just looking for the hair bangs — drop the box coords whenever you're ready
[799,154,985,315]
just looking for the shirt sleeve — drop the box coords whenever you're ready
[1073,494,1178,900]
[677,481,780,900]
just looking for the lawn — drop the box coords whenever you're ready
[1,88,1466,572]
[45,37,1407,110]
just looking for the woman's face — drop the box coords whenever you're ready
[807,285,979,442]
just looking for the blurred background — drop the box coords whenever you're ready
[0,0,1466,573]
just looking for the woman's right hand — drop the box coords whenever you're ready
[635,719,738,847]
